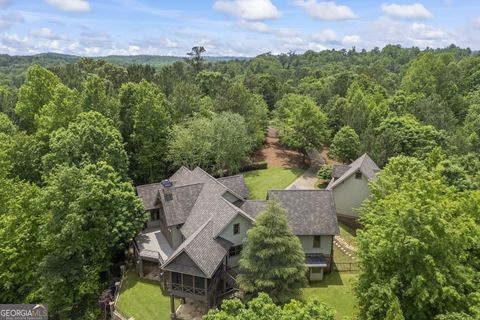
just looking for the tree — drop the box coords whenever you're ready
[0,112,18,136]
[275,94,329,159]
[169,81,203,120]
[372,115,445,166]
[204,293,336,320]
[238,201,308,304]
[195,70,226,96]
[38,162,146,318]
[385,297,405,320]
[168,116,215,171]
[129,81,171,183]
[329,125,360,162]
[186,46,206,73]
[356,157,480,320]
[35,83,82,139]
[43,112,129,177]
[0,177,43,303]
[2,132,44,184]
[463,103,480,152]
[211,112,251,175]
[81,74,119,122]
[15,65,61,132]
[214,82,268,149]
[168,112,251,175]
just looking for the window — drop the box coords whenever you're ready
[311,267,323,274]
[313,235,321,248]
[233,223,240,235]
[150,210,160,221]
[229,245,243,257]
[355,172,362,180]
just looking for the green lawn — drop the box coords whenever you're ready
[303,272,358,320]
[243,168,305,199]
[339,223,357,247]
[116,271,179,320]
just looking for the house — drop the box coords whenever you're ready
[326,153,380,227]
[133,166,339,316]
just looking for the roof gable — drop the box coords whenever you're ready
[327,153,380,190]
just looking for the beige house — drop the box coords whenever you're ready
[133,166,339,317]
[326,153,380,227]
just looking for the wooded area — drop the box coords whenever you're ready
[0,45,479,319]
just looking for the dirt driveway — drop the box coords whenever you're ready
[253,127,307,168]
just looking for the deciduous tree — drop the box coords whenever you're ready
[329,125,360,163]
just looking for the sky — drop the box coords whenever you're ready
[0,0,479,57]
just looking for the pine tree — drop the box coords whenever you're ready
[385,297,405,320]
[237,201,308,304]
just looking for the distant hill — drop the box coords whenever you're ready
[0,52,249,86]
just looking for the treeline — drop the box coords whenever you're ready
[0,44,479,319]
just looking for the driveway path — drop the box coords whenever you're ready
[286,148,323,189]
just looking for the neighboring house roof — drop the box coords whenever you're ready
[267,190,339,236]
[217,175,250,199]
[332,164,350,179]
[327,153,380,190]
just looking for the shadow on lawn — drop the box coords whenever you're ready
[309,272,344,288]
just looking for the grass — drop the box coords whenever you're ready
[116,271,179,320]
[334,246,355,263]
[339,223,357,247]
[303,272,359,320]
[243,167,305,199]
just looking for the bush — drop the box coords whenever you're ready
[318,165,333,180]
[241,161,268,172]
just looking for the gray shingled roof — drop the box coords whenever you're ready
[136,183,163,211]
[327,153,380,190]
[239,200,268,218]
[332,164,350,179]
[217,175,250,199]
[137,165,341,279]
[267,190,339,235]
[159,183,203,226]
[162,219,230,278]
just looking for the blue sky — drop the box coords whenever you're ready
[1,0,479,56]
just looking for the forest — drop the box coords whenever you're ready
[0,44,479,319]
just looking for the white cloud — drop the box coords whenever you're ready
[79,32,111,47]
[381,3,433,20]
[409,23,446,40]
[342,35,360,45]
[238,20,270,32]
[295,1,355,21]
[311,29,338,42]
[30,27,63,40]
[44,0,91,12]
[213,0,281,21]
[0,12,24,29]
[474,17,480,29]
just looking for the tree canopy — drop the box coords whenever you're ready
[356,156,480,320]
[204,293,335,320]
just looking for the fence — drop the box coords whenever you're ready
[333,262,359,272]
[111,265,131,320]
